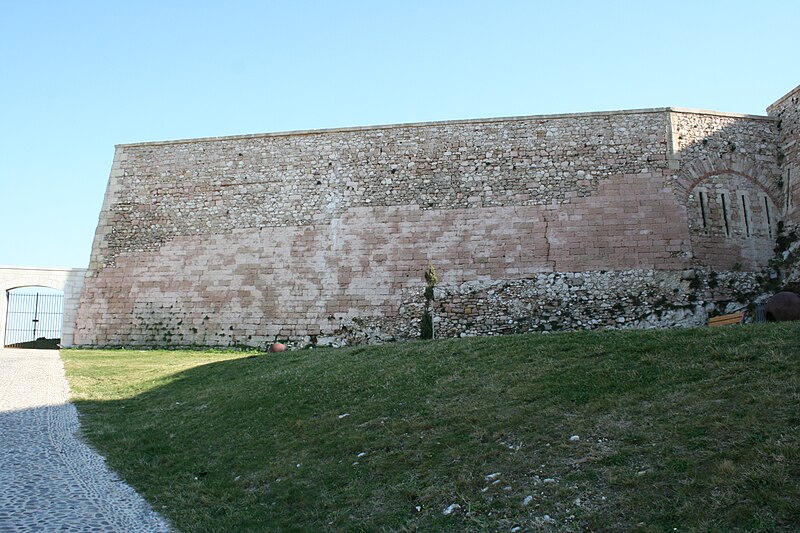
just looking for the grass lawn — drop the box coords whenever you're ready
[63,323,800,532]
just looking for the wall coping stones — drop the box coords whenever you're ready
[0,265,87,273]
[117,107,776,149]
[767,83,800,114]
[666,108,774,121]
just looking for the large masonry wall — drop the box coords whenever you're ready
[75,105,785,347]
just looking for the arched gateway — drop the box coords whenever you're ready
[0,267,86,348]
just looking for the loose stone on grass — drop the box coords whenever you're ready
[442,503,461,516]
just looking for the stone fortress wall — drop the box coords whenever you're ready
[74,85,800,347]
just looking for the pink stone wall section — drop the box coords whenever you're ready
[75,168,691,346]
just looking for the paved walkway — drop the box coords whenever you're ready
[0,348,172,532]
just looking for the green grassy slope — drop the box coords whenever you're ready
[63,323,800,532]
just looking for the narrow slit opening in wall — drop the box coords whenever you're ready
[740,194,751,237]
[698,191,708,229]
[763,197,772,238]
[788,169,793,211]
[720,193,731,237]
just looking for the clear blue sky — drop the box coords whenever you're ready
[1,1,798,268]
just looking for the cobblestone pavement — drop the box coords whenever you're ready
[0,348,173,532]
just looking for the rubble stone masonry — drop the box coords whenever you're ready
[767,84,800,286]
[75,87,799,347]
[767,84,800,226]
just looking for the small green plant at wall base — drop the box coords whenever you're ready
[421,264,437,339]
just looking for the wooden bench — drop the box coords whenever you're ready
[708,312,744,327]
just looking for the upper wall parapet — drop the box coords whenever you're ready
[767,84,800,116]
[117,107,775,149]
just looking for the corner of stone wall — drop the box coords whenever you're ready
[60,270,87,347]
[73,146,127,346]
[87,146,127,272]
[767,84,800,228]
[765,84,800,291]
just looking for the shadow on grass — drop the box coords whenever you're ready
[68,324,800,533]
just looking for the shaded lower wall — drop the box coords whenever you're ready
[346,269,765,345]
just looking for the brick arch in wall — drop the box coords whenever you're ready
[674,153,781,205]
[675,154,781,270]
